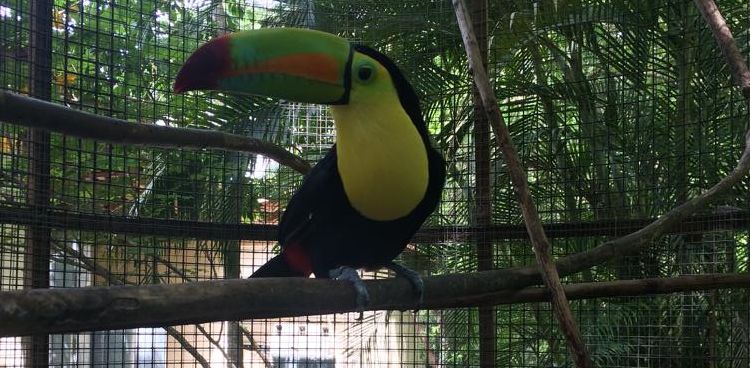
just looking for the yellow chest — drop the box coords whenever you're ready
[331,103,429,221]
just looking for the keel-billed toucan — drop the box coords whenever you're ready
[174,28,445,308]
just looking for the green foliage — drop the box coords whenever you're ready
[2,0,750,366]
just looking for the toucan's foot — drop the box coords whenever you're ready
[384,261,424,308]
[329,266,370,319]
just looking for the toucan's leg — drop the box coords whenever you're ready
[329,266,369,319]
[383,261,424,306]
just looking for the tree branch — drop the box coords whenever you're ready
[555,130,750,276]
[195,324,239,368]
[239,325,273,368]
[165,328,211,368]
[694,0,750,99]
[452,0,592,366]
[3,272,750,337]
[0,91,311,175]
[477,274,750,306]
[4,110,747,343]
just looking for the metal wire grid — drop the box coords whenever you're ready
[475,1,750,365]
[0,0,750,367]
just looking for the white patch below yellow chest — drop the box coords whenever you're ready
[332,102,429,221]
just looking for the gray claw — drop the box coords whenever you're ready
[383,262,424,309]
[329,266,370,316]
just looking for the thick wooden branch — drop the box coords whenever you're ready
[2,75,748,346]
[4,131,746,344]
[694,0,750,99]
[0,91,311,175]
[452,1,592,366]
[3,272,750,337]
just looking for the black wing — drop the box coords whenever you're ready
[278,147,339,245]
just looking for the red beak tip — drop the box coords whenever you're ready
[172,36,232,95]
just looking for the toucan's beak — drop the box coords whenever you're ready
[173,28,352,104]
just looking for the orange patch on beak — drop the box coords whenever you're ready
[223,53,341,85]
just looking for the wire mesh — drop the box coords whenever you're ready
[1,0,750,367]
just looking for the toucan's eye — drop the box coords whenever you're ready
[357,64,375,82]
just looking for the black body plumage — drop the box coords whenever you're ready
[250,45,445,279]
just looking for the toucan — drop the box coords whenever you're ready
[174,28,445,309]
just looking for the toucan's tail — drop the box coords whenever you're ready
[249,254,305,278]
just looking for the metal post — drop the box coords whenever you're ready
[469,0,495,366]
[223,158,243,368]
[23,0,53,366]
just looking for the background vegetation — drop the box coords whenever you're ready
[1,0,749,366]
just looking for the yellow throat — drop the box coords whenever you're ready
[331,55,428,221]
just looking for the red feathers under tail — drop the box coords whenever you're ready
[249,253,309,278]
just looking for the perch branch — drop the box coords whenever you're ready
[452,0,592,366]
[3,272,750,337]
[0,91,311,175]
[3,100,747,341]
[694,0,750,99]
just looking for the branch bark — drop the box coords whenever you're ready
[3,115,748,341]
[694,0,750,99]
[3,272,750,337]
[0,91,311,175]
[452,1,592,366]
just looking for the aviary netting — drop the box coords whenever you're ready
[1,0,750,367]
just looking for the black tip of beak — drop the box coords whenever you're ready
[173,35,232,94]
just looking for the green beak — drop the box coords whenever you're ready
[174,28,352,104]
